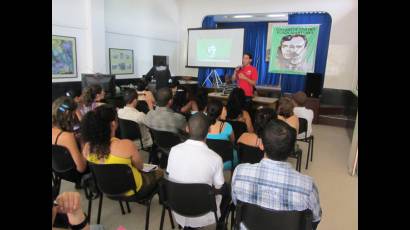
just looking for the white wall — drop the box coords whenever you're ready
[52,0,107,82]
[104,0,180,79]
[52,0,90,82]
[176,0,358,90]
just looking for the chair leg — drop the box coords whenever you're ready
[297,154,301,172]
[144,199,152,230]
[310,137,314,162]
[87,197,92,223]
[305,142,310,170]
[159,206,166,230]
[97,194,103,224]
[119,201,125,215]
[126,201,131,213]
[168,208,175,229]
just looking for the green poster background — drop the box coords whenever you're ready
[197,38,232,62]
[268,25,319,75]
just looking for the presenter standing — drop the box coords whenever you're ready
[232,53,258,111]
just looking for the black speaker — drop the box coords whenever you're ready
[305,73,322,98]
[153,55,168,66]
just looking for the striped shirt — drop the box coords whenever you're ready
[232,158,322,223]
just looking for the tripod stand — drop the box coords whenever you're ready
[202,69,223,88]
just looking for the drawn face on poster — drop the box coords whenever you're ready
[277,35,308,70]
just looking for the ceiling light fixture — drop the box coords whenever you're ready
[232,15,253,18]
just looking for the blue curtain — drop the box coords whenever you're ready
[288,12,332,90]
[198,13,332,93]
[197,16,218,87]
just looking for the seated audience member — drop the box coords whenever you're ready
[191,87,208,115]
[77,85,105,120]
[65,88,82,104]
[231,120,322,229]
[169,78,180,96]
[292,91,314,139]
[171,86,198,115]
[81,105,163,197]
[237,108,277,148]
[206,100,238,170]
[167,113,230,229]
[117,89,153,149]
[226,88,254,133]
[143,87,187,134]
[136,78,156,110]
[52,192,90,230]
[277,97,299,133]
[52,97,87,175]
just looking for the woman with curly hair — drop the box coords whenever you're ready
[81,105,163,196]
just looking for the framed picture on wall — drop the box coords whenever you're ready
[109,48,134,75]
[52,35,78,78]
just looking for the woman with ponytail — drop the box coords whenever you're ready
[81,105,163,196]
[52,96,87,174]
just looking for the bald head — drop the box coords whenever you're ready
[188,113,210,141]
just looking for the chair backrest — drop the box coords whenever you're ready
[89,163,137,198]
[226,120,247,143]
[118,118,142,141]
[52,145,82,183]
[159,176,218,219]
[235,200,313,230]
[205,139,233,163]
[150,129,182,150]
[298,118,308,137]
[237,143,264,164]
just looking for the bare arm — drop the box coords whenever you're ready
[128,141,144,170]
[63,133,87,173]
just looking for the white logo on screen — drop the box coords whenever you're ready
[207,45,216,58]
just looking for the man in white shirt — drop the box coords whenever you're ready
[117,89,153,148]
[292,91,314,139]
[166,113,229,229]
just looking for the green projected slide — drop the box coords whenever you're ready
[196,38,232,62]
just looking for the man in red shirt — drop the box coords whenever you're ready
[232,53,258,97]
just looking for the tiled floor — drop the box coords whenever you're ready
[58,124,357,230]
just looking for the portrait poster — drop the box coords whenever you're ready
[266,22,288,62]
[52,35,77,78]
[109,48,134,75]
[268,25,320,75]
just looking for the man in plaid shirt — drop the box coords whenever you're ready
[232,119,322,229]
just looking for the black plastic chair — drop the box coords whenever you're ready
[234,200,313,230]
[206,139,234,174]
[237,143,264,164]
[118,118,148,150]
[298,118,315,170]
[89,163,168,230]
[159,176,229,230]
[51,145,82,195]
[149,129,183,168]
[226,120,247,143]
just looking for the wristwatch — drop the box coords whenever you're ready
[69,213,88,230]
